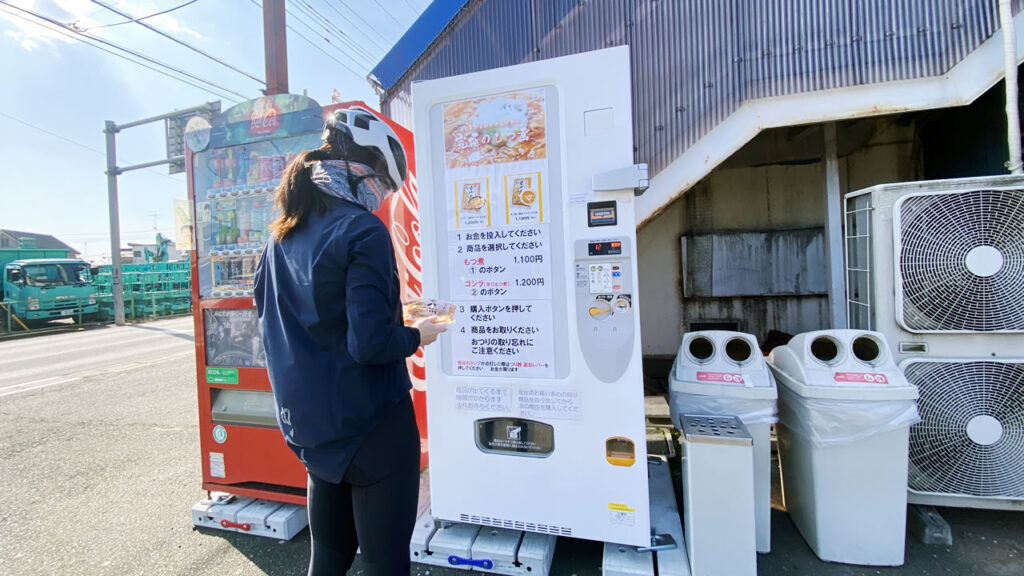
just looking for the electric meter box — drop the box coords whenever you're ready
[414,46,651,547]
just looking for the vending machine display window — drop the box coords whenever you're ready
[204,308,266,368]
[192,133,321,298]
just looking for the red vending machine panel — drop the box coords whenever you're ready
[188,95,324,504]
[186,96,428,505]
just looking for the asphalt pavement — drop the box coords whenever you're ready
[0,317,1020,575]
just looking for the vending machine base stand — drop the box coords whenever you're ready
[410,457,689,576]
[191,492,308,541]
[201,482,307,506]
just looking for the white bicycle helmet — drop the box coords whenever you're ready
[322,106,408,191]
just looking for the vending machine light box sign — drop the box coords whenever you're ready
[416,46,650,546]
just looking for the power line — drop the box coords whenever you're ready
[399,0,421,17]
[0,111,105,156]
[0,1,249,101]
[334,0,403,47]
[369,0,407,29]
[316,0,390,53]
[86,0,266,86]
[300,0,381,66]
[0,112,188,184]
[0,3,238,103]
[257,0,368,81]
[285,1,371,73]
[84,0,201,29]
[291,0,379,69]
[246,0,359,83]
[288,16,369,81]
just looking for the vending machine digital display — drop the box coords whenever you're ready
[414,46,651,546]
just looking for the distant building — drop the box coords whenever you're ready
[0,229,78,256]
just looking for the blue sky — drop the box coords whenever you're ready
[0,0,427,262]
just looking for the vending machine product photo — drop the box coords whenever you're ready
[414,46,652,547]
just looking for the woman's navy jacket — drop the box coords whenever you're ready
[254,195,420,483]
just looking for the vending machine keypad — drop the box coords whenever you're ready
[575,237,635,383]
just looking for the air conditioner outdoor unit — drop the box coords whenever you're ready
[844,175,1024,510]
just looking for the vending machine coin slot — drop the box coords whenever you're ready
[575,237,635,383]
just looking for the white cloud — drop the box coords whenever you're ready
[0,0,93,51]
[91,0,204,40]
[18,36,41,51]
[1,0,204,52]
[150,13,203,40]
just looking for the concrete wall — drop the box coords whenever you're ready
[637,118,916,357]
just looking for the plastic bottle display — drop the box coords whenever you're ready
[197,135,319,296]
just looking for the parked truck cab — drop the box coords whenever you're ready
[3,258,98,323]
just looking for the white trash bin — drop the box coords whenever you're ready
[669,331,777,553]
[768,330,920,566]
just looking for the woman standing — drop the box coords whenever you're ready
[255,106,445,575]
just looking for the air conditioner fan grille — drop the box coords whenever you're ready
[898,189,1024,331]
[904,361,1024,499]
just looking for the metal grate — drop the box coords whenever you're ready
[845,192,874,330]
[905,360,1024,500]
[459,513,571,536]
[897,189,1024,332]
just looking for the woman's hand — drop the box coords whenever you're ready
[412,316,447,347]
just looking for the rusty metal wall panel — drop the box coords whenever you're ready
[381,0,1013,176]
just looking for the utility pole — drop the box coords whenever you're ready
[263,0,288,95]
[104,120,126,326]
[104,102,220,325]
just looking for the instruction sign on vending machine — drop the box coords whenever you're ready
[415,46,651,546]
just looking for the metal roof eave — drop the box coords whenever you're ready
[636,11,1024,229]
[370,0,473,94]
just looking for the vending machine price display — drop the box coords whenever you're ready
[588,241,622,256]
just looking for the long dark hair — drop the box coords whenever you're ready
[268,143,335,241]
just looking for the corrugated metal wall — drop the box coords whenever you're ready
[382,0,1020,177]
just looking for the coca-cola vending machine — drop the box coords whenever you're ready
[185,95,427,515]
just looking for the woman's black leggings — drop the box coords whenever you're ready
[306,394,420,576]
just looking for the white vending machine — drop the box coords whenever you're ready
[414,46,651,547]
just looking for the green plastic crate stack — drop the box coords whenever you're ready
[93,261,192,321]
